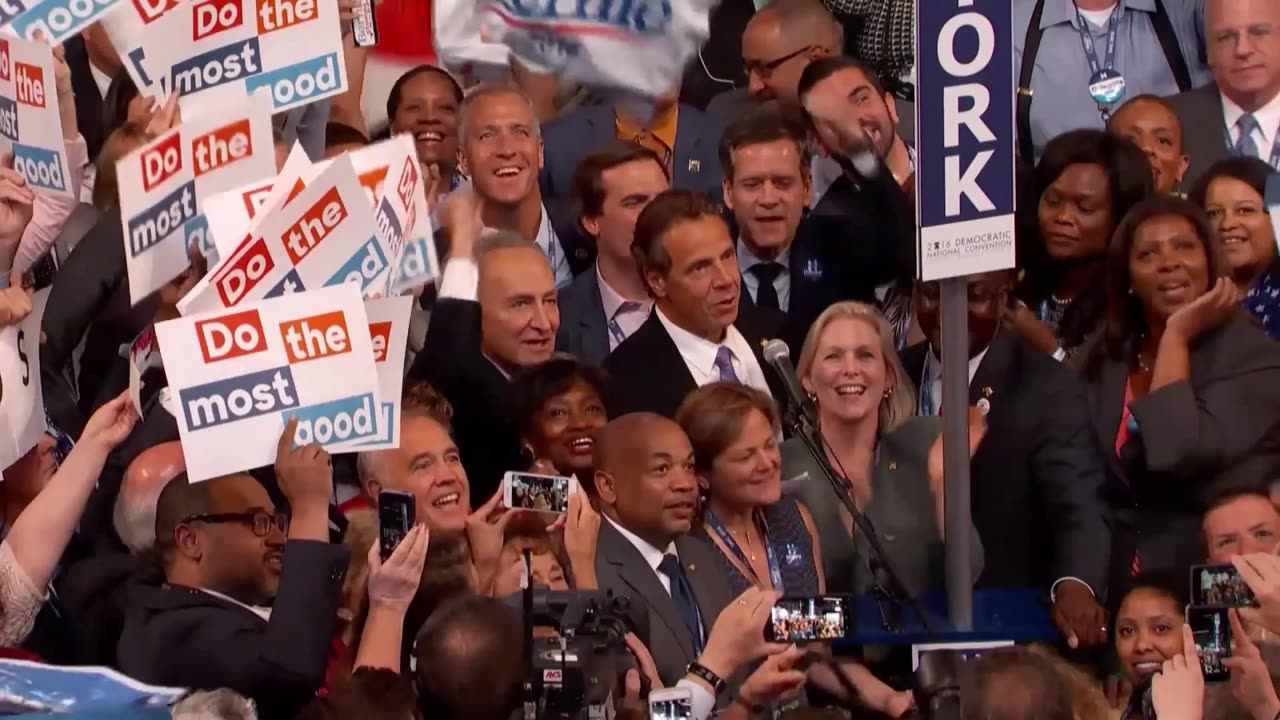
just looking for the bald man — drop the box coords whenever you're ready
[115,441,185,554]
[741,0,844,111]
[590,413,735,686]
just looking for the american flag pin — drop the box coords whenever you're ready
[688,159,701,173]
[981,386,994,398]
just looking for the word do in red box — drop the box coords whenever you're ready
[240,181,274,218]
[279,310,350,363]
[141,131,182,192]
[197,308,267,362]
[132,0,183,23]
[0,40,10,83]
[368,321,391,362]
[255,0,316,35]
[281,187,346,265]
[396,157,417,210]
[14,62,45,108]
[357,167,387,208]
[193,118,252,177]
[214,235,275,306]
[193,0,243,41]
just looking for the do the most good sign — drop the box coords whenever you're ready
[0,37,74,198]
[155,284,381,481]
[915,0,1016,281]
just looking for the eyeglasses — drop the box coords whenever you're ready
[743,46,815,80]
[181,511,289,537]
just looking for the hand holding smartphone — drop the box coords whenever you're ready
[1186,606,1231,682]
[648,688,692,720]
[1191,564,1259,608]
[764,596,852,643]
[503,471,574,515]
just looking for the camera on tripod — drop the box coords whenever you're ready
[504,589,651,720]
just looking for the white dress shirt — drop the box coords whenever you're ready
[597,265,653,351]
[655,308,771,397]
[200,588,272,621]
[530,204,573,289]
[1222,90,1280,167]
[737,242,791,313]
[604,515,677,595]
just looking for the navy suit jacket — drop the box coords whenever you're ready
[555,268,611,367]
[540,104,725,207]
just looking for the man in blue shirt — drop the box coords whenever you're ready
[1014,0,1210,164]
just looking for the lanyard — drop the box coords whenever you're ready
[607,316,627,346]
[1223,122,1280,171]
[704,510,785,592]
[1073,3,1123,120]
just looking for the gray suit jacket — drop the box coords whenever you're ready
[555,268,610,367]
[1167,84,1231,189]
[594,520,736,687]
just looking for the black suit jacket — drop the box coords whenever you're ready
[407,297,523,503]
[780,161,916,349]
[1086,317,1280,576]
[594,521,736,686]
[64,36,106,162]
[555,267,611,367]
[604,306,787,420]
[116,541,348,720]
[899,334,1110,595]
[1167,84,1233,189]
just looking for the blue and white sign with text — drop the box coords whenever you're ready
[915,0,1016,281]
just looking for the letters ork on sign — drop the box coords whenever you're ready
[914,0,1016,282]
[140,0,348,114]
[154,284,381,482]
[116,91,276,304]
[0,37,74,199]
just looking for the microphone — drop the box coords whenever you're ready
[762,339,817,429]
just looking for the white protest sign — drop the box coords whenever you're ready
[180,156,391,315]
[154,284,381,481]
[0,37,73,198]
[142,0,347,115]
[202,142,312,261]
[117,91,277,304]
[0,289,50,469]
[99,0,183,93]
[1,0,124,46]
[332,295,410,451]
[127,325,160,414]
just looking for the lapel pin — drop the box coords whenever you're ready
[688,159,701,173]
[687,563,696,572]
[977,398,991,416]
[981,386,993,398]
[888,461,897,470]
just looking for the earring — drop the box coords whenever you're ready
[807,392,817,402]
[883,387,894,399]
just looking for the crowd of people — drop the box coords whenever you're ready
[0,0,1279,718]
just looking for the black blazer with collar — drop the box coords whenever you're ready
[899,333,1111,595]
[1167,83,1235,190]
[408,296,524,503]
[555,267,611,367]
[603,303,788,420]
[594,521,736,686]
[1085,316,1280,575]
[116,540,349,720]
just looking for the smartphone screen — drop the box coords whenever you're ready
[1191,564,1258,607]
[1186,606,1231,682]
[648,690,692,720]
[378,490,415,560]
[504,472,572,514]
[765,596,851,643]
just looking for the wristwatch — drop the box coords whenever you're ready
[685,661,726,696]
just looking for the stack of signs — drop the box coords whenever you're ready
[178,154,396,316]
[0,37,73,198]
[0,0,123,44]
[116,90,276,304]
[141,0,347,115]
[356,296,411,450]
[154,284,381,481]
[0,290,49,469]
[201,143,313,262]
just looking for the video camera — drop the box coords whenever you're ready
[503,589,651,720]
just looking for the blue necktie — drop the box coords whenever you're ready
[658,554,703,654]
[1235,114,1261,158]
[713,346,740,384]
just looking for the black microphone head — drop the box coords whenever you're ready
[762,338,790,365]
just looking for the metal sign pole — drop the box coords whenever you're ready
[939,277,973,630]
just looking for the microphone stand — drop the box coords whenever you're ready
[784,406,938,636]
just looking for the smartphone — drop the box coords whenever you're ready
[648,687,692,720]
[1186,606,1231,682]
[1191,564,1258,608]
[349,0,378,47]
[377,490,415,560]
[503,472,574,515]
[765,595,853,643]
